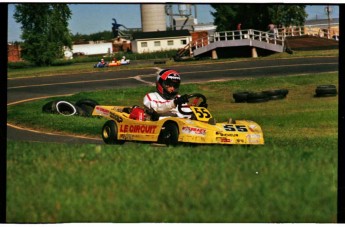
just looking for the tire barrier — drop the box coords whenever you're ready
[246,92,270,103]
[232,92,250,103]
[42,99,100,117]
[314,85,337,97]
[56,101,78,116]
[42,100,59,114]
[233,89,289,103]
[75,99,100,117]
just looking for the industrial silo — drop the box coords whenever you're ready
[141,4,166,32]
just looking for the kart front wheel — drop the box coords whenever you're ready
[102,120,125,145]
[158,122,179,146]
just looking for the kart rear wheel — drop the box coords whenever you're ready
[102,120,125,145]
[158,122,179,146]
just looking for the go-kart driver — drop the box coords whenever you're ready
[143,69,189,119]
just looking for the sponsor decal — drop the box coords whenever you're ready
[218,133,239,137]
[95,106,110,115]
[246,134,261,139]
[246,134,261,143]
[247,139,260,144]
[120,134,133,140]
[182,126,206,135]
[219,138,233,143]
[248,125,257,132]
[119,124,157,134]
[167,75,180,80]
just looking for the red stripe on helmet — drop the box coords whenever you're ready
[160,69,177,80]
[157,83,163,94]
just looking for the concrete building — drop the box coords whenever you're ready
[131,30,191,54]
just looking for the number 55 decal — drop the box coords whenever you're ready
[190,107,212,122]
[224,125,248,132]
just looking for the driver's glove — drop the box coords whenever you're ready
[174,94,189,106]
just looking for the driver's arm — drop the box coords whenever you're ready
[143,93,176,114]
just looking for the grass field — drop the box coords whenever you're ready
[6,72,338,223]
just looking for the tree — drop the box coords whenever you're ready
[210,4,307,31]
[14,4,72,66]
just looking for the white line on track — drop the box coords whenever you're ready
[7,122,102,141]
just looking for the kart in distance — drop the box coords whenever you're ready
[92,93,264,146]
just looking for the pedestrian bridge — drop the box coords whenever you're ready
[175,29,285,60]
[175,27,328,60]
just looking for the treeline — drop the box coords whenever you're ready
[71,29,140,43]
[71,30,114,43]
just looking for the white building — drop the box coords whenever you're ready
[71,42,113,56]
[131,30,191,54]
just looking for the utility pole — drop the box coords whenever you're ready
[325,5,332,38]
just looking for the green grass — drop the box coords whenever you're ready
[6,72,338,223]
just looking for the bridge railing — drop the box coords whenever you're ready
[191,29,285,51]
[175,25,338,59]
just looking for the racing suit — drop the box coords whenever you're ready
[143,92,188,118]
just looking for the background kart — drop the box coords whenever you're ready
[92,93,264,145]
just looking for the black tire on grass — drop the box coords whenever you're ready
[262,89,289,100]
[315,85,337,97]
[75,99,100,117]
[42,100,58,113]
[246,92,270,103]
[268,94,286,100]
[55,101,78,116]
[233,92,251,103]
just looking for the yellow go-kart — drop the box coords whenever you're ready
[92,93,264,146]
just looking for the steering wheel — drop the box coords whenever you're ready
[177,93,207,115]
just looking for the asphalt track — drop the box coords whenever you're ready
[7,56,338,144]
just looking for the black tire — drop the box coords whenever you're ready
[75,99,100,117]
[262,89,289,97]
[246,92,269,103]
[279,89,289,96]
[42,100,58,113]
[315,93,337,97]
[75,106,88,117]
[158,122,179,146]
[233,92,250,103]
[102,120,125,145]
[269,94,286,100]
[247,97,270,103]
[315,85,337,97]
[75,99,99,107]
[55,101,78,116]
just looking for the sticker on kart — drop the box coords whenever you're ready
[119,124,157,134]
[182,126,206,136]
[190,106,212,122]
[223,125,248,132]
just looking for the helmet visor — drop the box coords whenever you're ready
[163,79,180,89]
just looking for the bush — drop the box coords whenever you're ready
[7,61,35,69]
[51,59,75,66]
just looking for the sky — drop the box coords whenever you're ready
[7,4,340,42]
